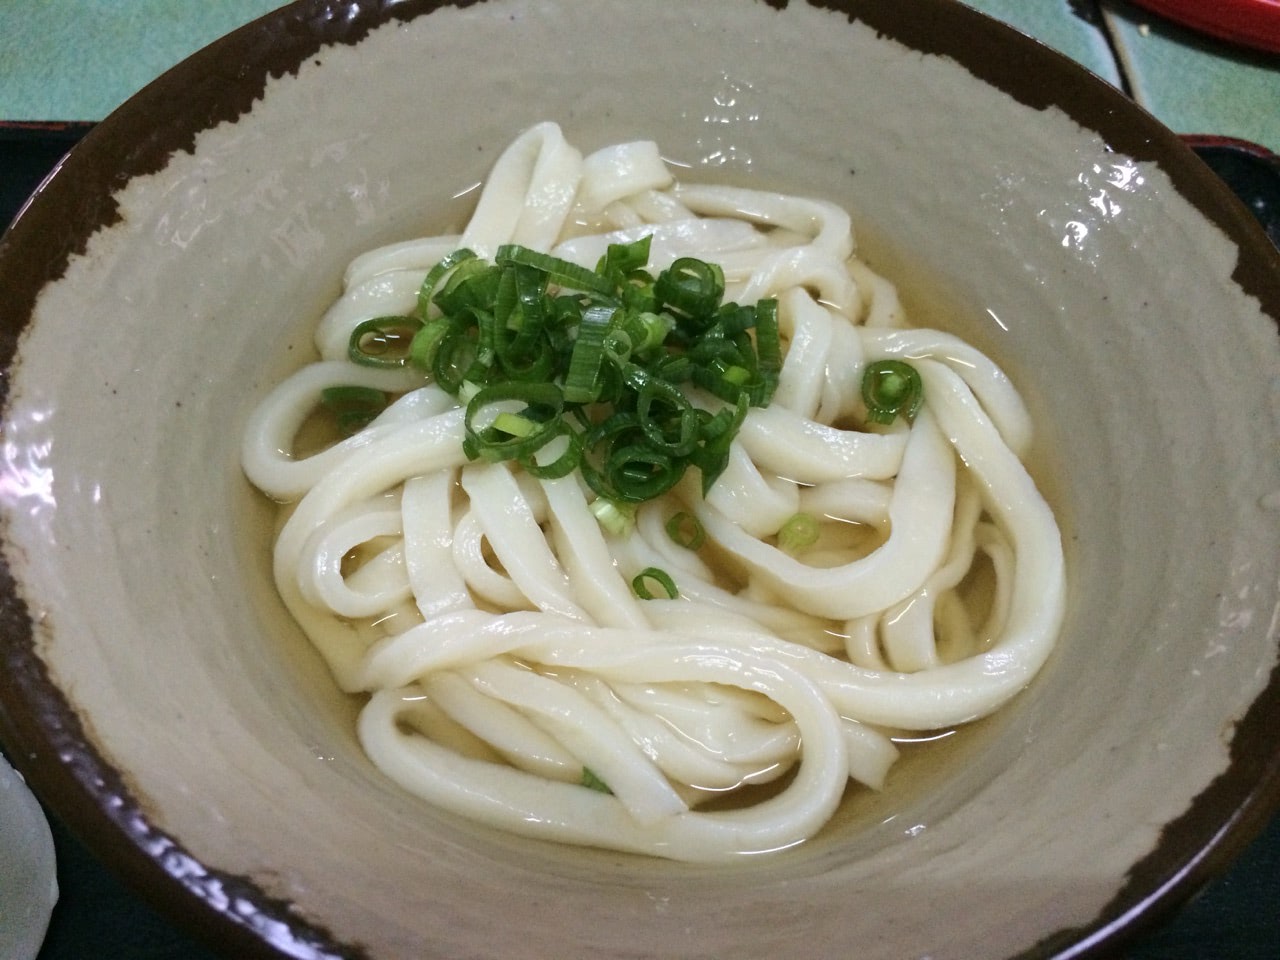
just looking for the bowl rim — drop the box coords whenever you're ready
[0,1,1277,958]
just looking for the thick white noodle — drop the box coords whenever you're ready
[460,121,582,257]
[571,140,673,217]
[244,123,1065,861]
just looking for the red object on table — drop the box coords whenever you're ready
[1127,0,1280,53]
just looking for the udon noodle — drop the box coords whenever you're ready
[242,122,1065,861]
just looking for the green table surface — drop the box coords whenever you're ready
[1,2,1278,960]
[1,0,1278,151]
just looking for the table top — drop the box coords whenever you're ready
[0,0,1277,151]
[1,2,1278,959]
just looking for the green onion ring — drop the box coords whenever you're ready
[664,511,706,550]
[347,315,423,368]
[632,567,678,600]
[861,359,924,425]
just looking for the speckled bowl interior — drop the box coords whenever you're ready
[1,2,1278,958]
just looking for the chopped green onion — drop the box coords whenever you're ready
[601,328,633,366]
[655,256,724,322]
[408,317,452,371]
[628,367,699,457]
[690,395,749,495]
[632,566,678,600]
[752,298,781,405]
[463,381,563,463]
[590,497,636,536]
[597,236,653,281]
[654,354,692,382]
[562,304,615,403]
[604,443,682,503]
[496,244,616,297]
[629,311,672,355]
[417,248,478,317]
[580,766,612,793]
[491,411,539,438]
[861,359,923,425]
[495,335,555,382]
[665,512,706,550]
[400,237,782,523]
[777,512,820,553]
[348,315,423,368]
[503,264,550,350]
[520,425,582,480]
[432,259,501,315]
[319,385,388,435]
[431,324,480,393]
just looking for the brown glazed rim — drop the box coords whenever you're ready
[0,2,1277,958]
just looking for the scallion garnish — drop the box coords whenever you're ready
[562,304,615,403]
[654,256,725,322]
[632,567,679,600]
[348,315,424,368]
[416,248,479,317]
[580,766,612,793]
[861,359,923,425]
[375,235,781,520]
[665,511,706,550]
[463,381,564,464]
[520,424,582,481]
[496,244,616,297]
[590,497,636,537]
[777,512,820,554]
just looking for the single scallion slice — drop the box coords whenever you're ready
[753,298,782,405]
[655,256,724,322]
[463,381,563,463]
[496,244,616,297]
[432,259,500,315]
[628,366,699,457]
[601,328,633,366]
[665,511,706,550]
[861,359,923,425]
[629,311,673,355]
[491,411,539,438]
[496,336,556,383]
[777,512,820,553]
[562,304,616,403]
[431,325,480,394]
[348,315,423,368]
[691,394,749,495]
[417,248,478,318]
[605,443,682,503]
[595,236,653,290]
[590,497,636,537]
[519,424,582,480]
[632,566,678,600]
[580,766,612,793]
[409,316,453,372]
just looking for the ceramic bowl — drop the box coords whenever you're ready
[1,1,1278,958]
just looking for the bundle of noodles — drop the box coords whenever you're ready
[242,122,1065,861]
